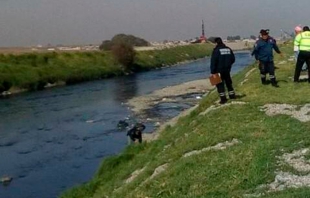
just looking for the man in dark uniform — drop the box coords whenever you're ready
[210,37,236,104]
[252,29,282,87]
[127,123,145,144]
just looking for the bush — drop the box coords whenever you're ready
[111,43,136,71]
[100,34,149,50]
[99,40,113,51]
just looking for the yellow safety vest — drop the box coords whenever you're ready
[294,31,310,51]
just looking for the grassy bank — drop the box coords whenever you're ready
[61,41,310,198]
[0,44,213,93]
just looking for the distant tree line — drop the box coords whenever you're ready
[227,35,241,41]
[207,35,257,43]
[250,35,257,40]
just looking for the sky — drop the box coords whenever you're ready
[0,0,310,47]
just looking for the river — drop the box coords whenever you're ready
[0,51,253,198]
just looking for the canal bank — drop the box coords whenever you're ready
[59,43,310,198]
[0,51,253,198]
[0,44,213,96]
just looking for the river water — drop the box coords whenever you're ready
[0,52,253,198]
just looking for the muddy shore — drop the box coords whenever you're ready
[126,79,215,141]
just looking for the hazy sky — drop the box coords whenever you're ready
[0,0,310,47]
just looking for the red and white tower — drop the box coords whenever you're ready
[199,20,207,43]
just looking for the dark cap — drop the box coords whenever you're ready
[303,26,310,31]
[260,29,269,35]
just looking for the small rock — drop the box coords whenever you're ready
[154,122,161,127]
[2,91,11,96]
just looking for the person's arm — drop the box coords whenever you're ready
[140,124,146,131]
[294,34,301,51]
[127,128,134,136]
[251,42,259,60]
[294,35,299,52]
[230,48,235,65]
[210,49,219,74]
[272,39,281,54]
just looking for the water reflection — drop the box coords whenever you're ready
[113,74,138,103]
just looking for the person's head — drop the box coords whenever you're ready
[135,123,145,131]
[260,29,269,40]
[303,26,310,31]
[295,25,303,34]
[214,37,223,45]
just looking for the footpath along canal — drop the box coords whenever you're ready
[0,51,253,198]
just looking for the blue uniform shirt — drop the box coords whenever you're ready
[251,37,281,62]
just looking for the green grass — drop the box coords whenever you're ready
[0,44,213,93]
[61,40,310,198]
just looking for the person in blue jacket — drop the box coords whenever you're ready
[252,29,282,87]
[210,37,236,104]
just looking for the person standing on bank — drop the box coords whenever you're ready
[294,25,303,61]
[294,26,310,82]
[293,25,307,71]
[251,29,282,87]
[210,37,236,104]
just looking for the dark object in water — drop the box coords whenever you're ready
[117,120,129,130]
[1,176,13,186]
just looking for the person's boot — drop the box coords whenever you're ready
[219,96,227,104]
[271,78,279,87]
[228,91,236,99]
[261,77,267,85]
[229,94,236,99]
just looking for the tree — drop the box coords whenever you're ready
[99,40,113,51]
[207,37,217,43]
[111,42,136,71]
[250,35,256,40]
[227,35,241,41]
[100,34,149,51]
[112,34,149,46]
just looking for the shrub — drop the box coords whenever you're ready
[111,43,136,71]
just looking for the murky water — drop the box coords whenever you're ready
[0,52,253,198]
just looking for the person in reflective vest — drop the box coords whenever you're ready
[294,25,307,71]
[294,26,310,82]
[252,29,282,87]
[210,37,236,104]
[294,25,303,61]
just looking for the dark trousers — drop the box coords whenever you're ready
[216,71,234,98]
[259,61,276,83]
[127,134,142,145]
[294,51,310,82]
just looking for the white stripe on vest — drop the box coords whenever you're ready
[219,48,231,55]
